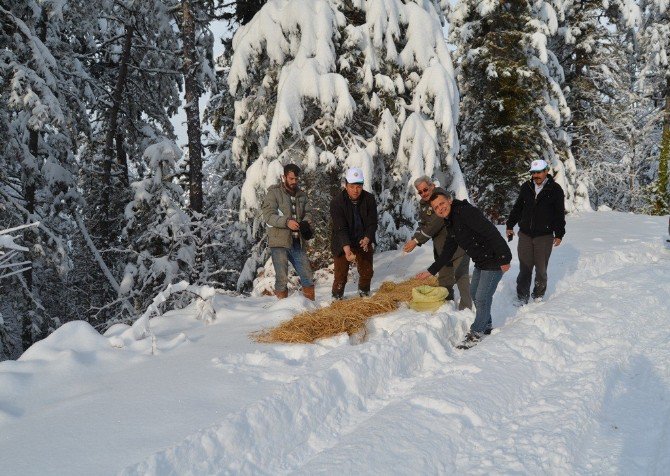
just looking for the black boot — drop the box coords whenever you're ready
[457,331,483,350]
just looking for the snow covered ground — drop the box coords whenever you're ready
[1,211,669,475]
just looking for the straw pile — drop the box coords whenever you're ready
[254,276,438,344]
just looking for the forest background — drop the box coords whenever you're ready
[1,0,668,360]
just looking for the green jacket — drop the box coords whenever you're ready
[261,183,312,249]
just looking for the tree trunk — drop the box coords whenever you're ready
[22,131,38,350]
[116,131,129,187]
[655,79,670,214]
[181,0,203,214]
[101,24,134,243]
[21,11,49,350]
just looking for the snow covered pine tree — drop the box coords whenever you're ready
[0,0,92,352]
[450,0,584,219]
[224,0,464,289]
[120,141,196,316]
[550,0,642,211]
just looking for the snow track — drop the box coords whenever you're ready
[2,213,668,475]
[123,221,670,474]
[123,307,468,474]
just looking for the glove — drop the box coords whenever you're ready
[299,220,314,240]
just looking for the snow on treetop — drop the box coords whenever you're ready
[265,57,356,158]
[229,0,345,96]
[142,140,182,184]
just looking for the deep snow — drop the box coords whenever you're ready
[1,211,669,475]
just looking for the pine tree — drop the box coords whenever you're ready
[450,0,578,220]
[549,0,642,211]
[640,0,670,214]
[0,0,91,351]
[78,0,184,252]
[222,0,463,288]
[73,0,187,324]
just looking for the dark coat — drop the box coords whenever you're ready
[506,175,566,239]
[428,200,511,273]
[413,198,466,262]
[330,189,378,257]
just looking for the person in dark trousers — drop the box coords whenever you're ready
[402,176,472,310]
[416,190,511,349]
[330,167,378,299]
[261,163,315,300]
[506,159,565,304]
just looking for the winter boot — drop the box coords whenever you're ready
[274,289,289,299]
[456,331,483,350]
[302,286,315,301]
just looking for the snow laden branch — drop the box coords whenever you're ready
[0,222,39,281]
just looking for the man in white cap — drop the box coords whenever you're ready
[329,167,378,299]
[506,159,565,304]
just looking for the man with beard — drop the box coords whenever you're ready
[330,167,378,299]
[506,159,565,304]
[261,163,315,300]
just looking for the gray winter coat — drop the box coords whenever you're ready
[261,183,312,249]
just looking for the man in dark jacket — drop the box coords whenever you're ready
[330,167,378,299]
[416,190,512,349]
[402,176,472,310]
[261,163,314,300]
[506,159,565,304]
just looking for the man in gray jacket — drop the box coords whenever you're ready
[261,164,315,300]
[403,176,472,310]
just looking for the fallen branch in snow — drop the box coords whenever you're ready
[130,282,217,344]
[253,276,438,344]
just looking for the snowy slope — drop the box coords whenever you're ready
[1,212,669,475]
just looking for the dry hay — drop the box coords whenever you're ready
[253,276,438,344]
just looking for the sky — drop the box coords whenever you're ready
[169,20,230,148]
[1,211,669,475]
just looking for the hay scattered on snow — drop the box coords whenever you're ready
[253,277,438,344]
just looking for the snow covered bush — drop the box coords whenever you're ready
[224,0,464,288]
[120,140,196,314]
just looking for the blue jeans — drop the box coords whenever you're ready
[470,268,503,333]
[270,241,314,292]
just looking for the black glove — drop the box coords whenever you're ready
[299,220,314,240]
